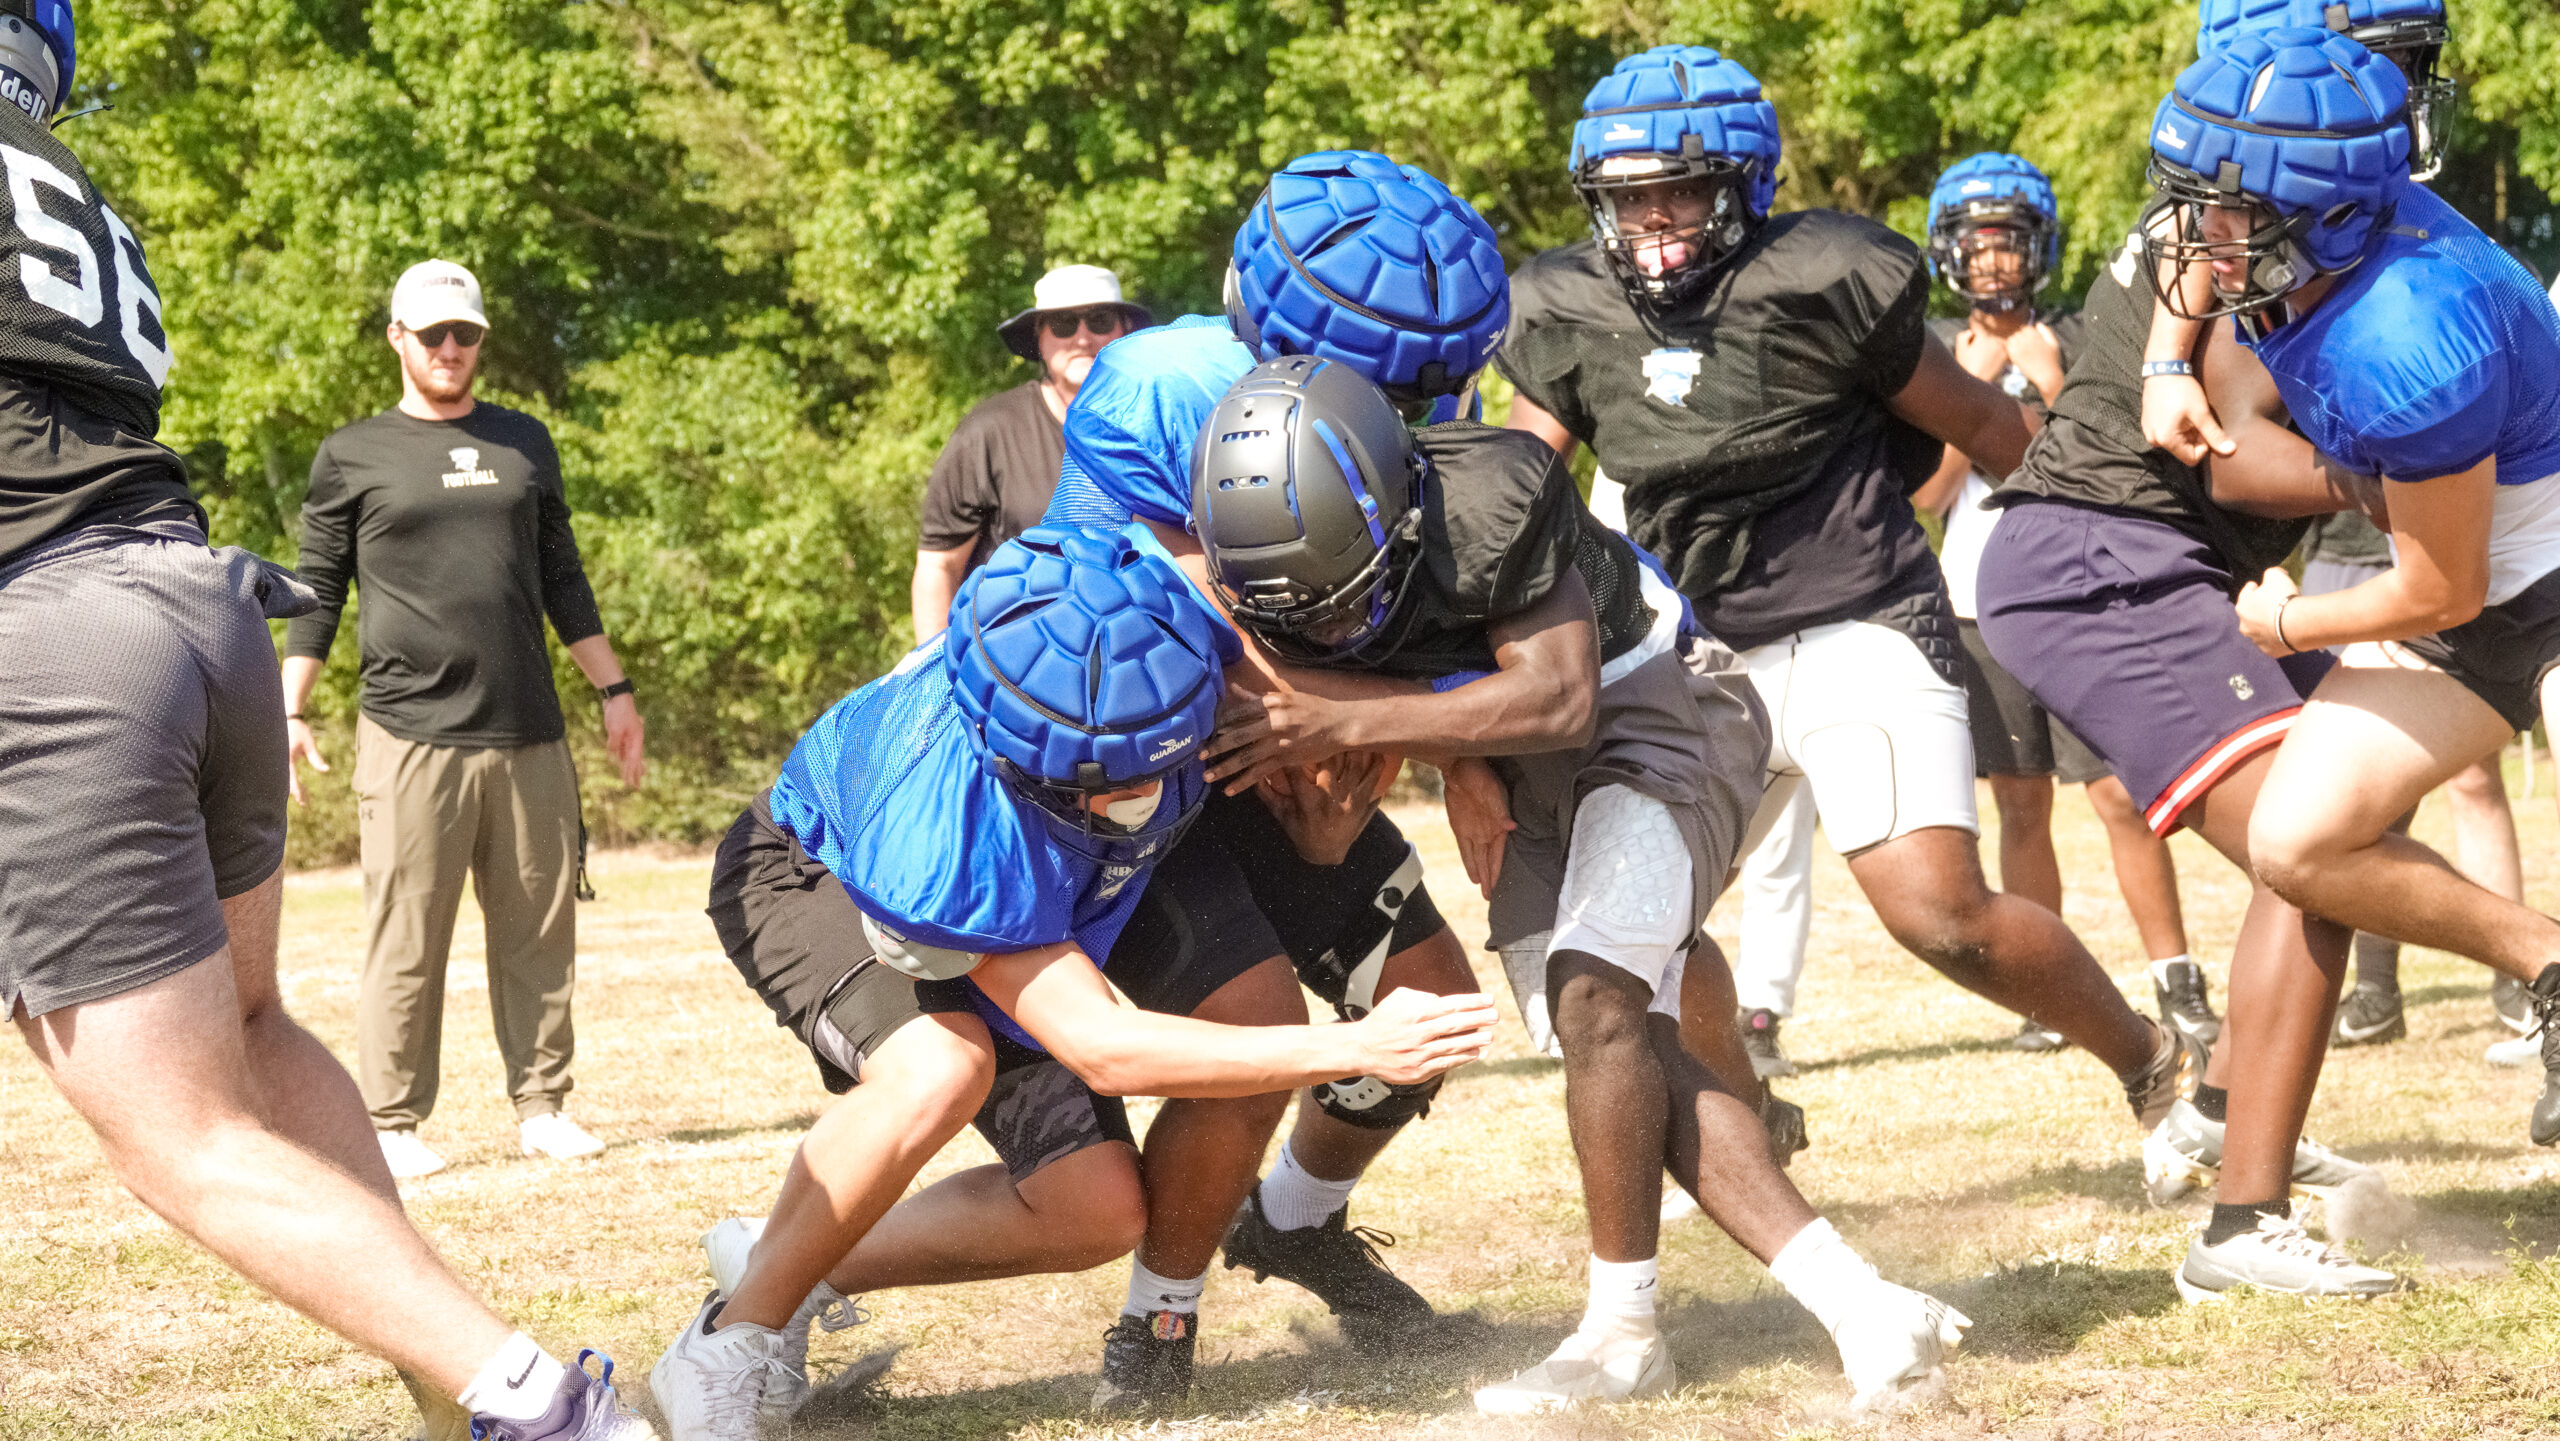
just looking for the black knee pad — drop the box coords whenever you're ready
[1310,1072,1442,1130]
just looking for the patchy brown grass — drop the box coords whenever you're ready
[8,776,2560,1439]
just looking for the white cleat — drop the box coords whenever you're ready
[520,1112,609,1161]
[2141,1098,2377,1206]
[378,1128,448,1180]
[651,1293,793,1441]
[2487,1033,2541,1069]
[1660,1187,1703,1224]
[702,1218,867,1423]
[1830,1285,1969,1413]
[1472,1322,1675,1414]
[2175,1213,2405,1303]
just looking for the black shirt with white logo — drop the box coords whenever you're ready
[0,101,196,566]
[285,403,605,747]
[1990,232,2307,579]
[1496,212,1942,652]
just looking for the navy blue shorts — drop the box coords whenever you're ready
[1975,501,2333,834]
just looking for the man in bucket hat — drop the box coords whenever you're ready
[909,263,1149,639]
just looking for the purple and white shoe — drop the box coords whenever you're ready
[470,1350,661,1440]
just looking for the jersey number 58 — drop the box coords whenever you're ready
[2,142,172,388]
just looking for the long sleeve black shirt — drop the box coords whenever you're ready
[284,403,605,747]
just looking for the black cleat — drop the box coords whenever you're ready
[1760,1089,1809,1168]
[1741,1008,1796,1078]
[2154,959,2222,1046]
[2493,974,2535,1035]
[2124,1017,2206,1131]
[1222,1192,1433,1357]
[1093,1309,1195,1415]
[2331,980,2406,1048]
[2011,1016,2068,1052]
[2531,966,2560,1148]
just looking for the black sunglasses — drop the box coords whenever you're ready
[407,321,486,349]
[1041,306,1127,339]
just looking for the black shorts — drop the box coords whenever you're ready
[2401,565,2560,732]
[0,523,300,1018]
[705,794,1273,1180]
[1955,618,2108,784]
[1177,786,1450,1016]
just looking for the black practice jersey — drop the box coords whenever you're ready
[0,101,190,565]
[1497,213,1943,652]
[1991,227,2306,578]
[1924,311,2087,424]
[1353,421,1658,682]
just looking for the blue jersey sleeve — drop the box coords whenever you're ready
[1056,316,1256,529]
[2318,257,2511,483]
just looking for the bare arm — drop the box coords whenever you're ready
[2234,457,2497,654]
[2196,323,2381,521]
[909,544,974,642]
[2141,248,2235,464]
[1506,393,1580,462]
[564,633,646,788]
[971,942,1496,1098]
[1887,332,2034,481]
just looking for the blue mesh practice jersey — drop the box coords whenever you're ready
[1046,315,1257,529]
[766,637,1194,1049]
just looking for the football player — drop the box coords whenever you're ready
[0,8,655,1437]
[1499,47,2204,1147]
[650,528,1495,1437]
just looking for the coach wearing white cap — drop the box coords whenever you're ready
[282,259,647,1179]
[909,263,1149,639]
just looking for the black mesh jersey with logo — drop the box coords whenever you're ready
[1496,213,1942,653]
[0,102,190,565]
[1990,232,2306,578]
[1353,421,1655,682]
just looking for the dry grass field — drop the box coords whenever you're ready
[9,775,2560,1440]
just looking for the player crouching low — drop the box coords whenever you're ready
[652,527,1495,1439]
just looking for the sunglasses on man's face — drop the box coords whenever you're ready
[407,321,486,350]
[1042,307,1126,340]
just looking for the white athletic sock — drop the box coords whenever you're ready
[2149,954,2195,986]
[1123,1258,1206,1317]
[1767,1218,1885,1334]
[456,1331,567,1423]
[1580,1254,1660,1332]
[1257,1139,1360,1232]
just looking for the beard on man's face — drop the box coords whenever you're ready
[407,347,479,404]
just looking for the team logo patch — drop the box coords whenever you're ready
[1149,1310,1189,1342]
[1148,733,1193,762]
[442,446,501,489]
[1642,347,1701,407]
[2228,674,2255,701]
[1604,121,1646,143]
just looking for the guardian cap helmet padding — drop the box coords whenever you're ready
[1926,153,2063,314]
[0,0,72,121]
[1226,150,1510,408]
[945,525,1235,858]
[1570,45,1781,310]
[2144,26,2410,321]
[2200,0,2452,180]
[1192,356,1426,667]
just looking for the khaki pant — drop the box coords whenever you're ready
[354,714,580,1128]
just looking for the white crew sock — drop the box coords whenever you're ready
[1123,1258,1207,1317]
[1256,1138,1361,1232]
[1580,1254,1660,1334]
[2149,954,2195,987]
[1766,1218,1885,1334]
[456,1331,568,1423]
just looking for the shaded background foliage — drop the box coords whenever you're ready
[64,0,2559,860]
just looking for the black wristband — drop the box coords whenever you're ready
[597,679,635,702]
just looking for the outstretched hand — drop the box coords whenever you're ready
[1356,986,1498,1084]
[1204,680,1354,793]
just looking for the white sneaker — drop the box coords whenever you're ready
[2487,1033,2541,1068]
[2175,1212,2404,1303]
[520,1112,608,1161]
[1659,1187,1703,1224]
[651,1293,793,1441]
[378,1128,447,1180]
[1472,1319,1674,1414]
[1829,1284,1970,1412]
[702,1218,868,1422]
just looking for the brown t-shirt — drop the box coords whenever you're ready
[917,380,1065,566]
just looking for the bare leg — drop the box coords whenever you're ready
[2444,752,2525,902]
[219,874,401,1204]
[1653,1000,1816,1260]
[827,1144,1147,1292]
[720,1015,993,1331]
[1986,772,2063,914]
[1285,927,1476,1183]
[1674,937,1765,1107]
[1548,954,1666,1264]
[2085,775,2190,961]
[1135,955,1302,1279]
[1844,827,2156,1076]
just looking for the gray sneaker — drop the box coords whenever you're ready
[1741,1008,1795,1078]
[702,1218,867,1423]
[469,1349,660,1441]
[2141,1098,2376,1206]
[2175,1213,2403,1303]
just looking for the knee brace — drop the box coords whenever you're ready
[1310,1071,1442,1130]
[1300,844,1425,1021]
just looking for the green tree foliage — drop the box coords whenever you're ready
[62,0,2557,857]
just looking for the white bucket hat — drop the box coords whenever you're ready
[997,263,1151,360]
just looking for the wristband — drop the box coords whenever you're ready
[2272,596,2297,655]
[285,712,303,720]
[597,679,636,702]
[2141,360,2196,380]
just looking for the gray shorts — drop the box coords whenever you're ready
[1485,633,1771,964]
[0,522,307,1017]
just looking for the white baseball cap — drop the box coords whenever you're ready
[391,259,488,331]
[997,263,1150,360]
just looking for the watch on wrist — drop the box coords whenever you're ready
[597,679,636,702]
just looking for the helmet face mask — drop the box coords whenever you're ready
[1931,207,2056,312]
[1225,506,1425,667]
[989,758,1198,863]
[2141,159,2327,321]
[2351,18,2453,180]
[1577,155,1756,309]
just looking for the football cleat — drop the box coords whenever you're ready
[1222,1192,1435,1357]
[650,1294,793,1441]
[1829,1286,1970,1414]
[467,1350,658,1441]
[2530,966,2560,1147]
[2175,1213,2404,1303]
[1761,1090,1809,1170]
[2492,974,2534,1035]
[2331,981,2406,1048]
[2140,1098,2378,1207]
[2123,1018,2207,1132]
[701,1218,867,1423]
[1093,1309,1196,1415]
[1472,1322,1674,1414]
[1740,1008,1795,1078]
[2154,959,2222,1046]
[2011,1016,2067,1052]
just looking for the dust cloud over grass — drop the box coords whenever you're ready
[7,780,2560,1438]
